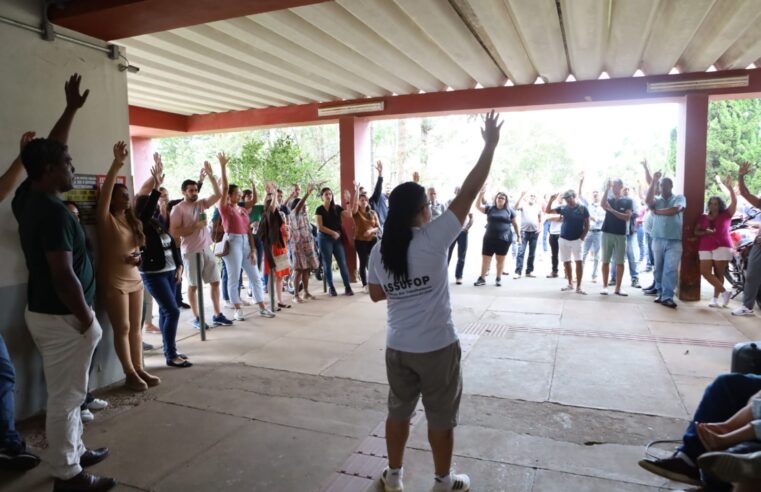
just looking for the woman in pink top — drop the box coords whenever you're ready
[694,175,737,307]
[218,153,275,322]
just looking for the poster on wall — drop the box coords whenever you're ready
[63,174,126,225]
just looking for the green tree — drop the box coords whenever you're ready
[706,99,761,199]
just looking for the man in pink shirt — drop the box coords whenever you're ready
[170,162,232,328]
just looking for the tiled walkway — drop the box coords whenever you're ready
[4,253,759,491]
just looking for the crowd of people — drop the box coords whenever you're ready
[4,75,761,492]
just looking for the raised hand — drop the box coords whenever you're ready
[653,170,663,181]
[198,168,207,183]
[723,175,734,190]
[520,191,527,198]
[412,171,420,183]
[113,141,129,165]
[343,189,351,203]
[549,193,559,202]
[65,73,89,109]
[217,152,229,167]
[19,131,35,154]
[150,163,165,189]
[306,183,315,195]
[739,162,751,177]
[640,158,648,168]
[375,160,383,175]
[480,110,503,147]
[579,171,585,180]
[153,152,162,165]
[203,160,214,178]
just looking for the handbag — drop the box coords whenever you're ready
[214,235,230,258]
[211,217,225,243]
[273,252,289,271]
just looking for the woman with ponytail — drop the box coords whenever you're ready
[368,111,503,492]
[96,141,159,392]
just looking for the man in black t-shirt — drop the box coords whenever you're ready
[600,179,634,296]
[11,75,116,491]
[547,190,590,294]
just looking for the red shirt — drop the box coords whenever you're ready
[219,203,250,235]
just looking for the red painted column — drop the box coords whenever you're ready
[676,94,709,301]
[339,116,371,283]
[130,136,154,194]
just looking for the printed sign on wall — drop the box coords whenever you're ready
[63,174,126,225]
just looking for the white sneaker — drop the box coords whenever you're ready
[721,290,732,307]
[513,273,521,279]
[224,301,235,309]
[732,306,755,316]
[239,299,252,306]
[708,298,719,308]
[81,409,94,423]
[362,285,369,294]
[431,471,470,491]
[87,398,108,411]
[233,309,245,321]
[600,288,609,296]
[259,308,275,318]
[381,466,404,492]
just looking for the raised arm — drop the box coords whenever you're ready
[137,152,163,197]
[720,174,738,217]
[341,189,354,219]
[0,132,34,202]
[578,171,585,200]
[203,160,222,207]
[137,163,164,222]
[544,193,558,214]
[293,183,314,215]
[514,191,526,210]
[641,159,653,186]
[474,189,488,214]
[738,162,761,209]
[645,172,658,208]
[49,73,89,145]
[96,141,128,224]
[351,181,360,215]
[369,161,383,205]
[449,111,502,223]
[218,152,229,207]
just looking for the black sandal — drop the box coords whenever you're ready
[166,359,193,368]
[277,302,292,309]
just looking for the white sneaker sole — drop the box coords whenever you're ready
[699,451,761,482]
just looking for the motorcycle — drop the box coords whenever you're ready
[725,211,761,304]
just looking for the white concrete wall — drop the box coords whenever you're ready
[0,0,132,418]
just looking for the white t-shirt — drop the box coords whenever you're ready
[368,210,462,353]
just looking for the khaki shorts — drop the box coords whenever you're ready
[601,232,627,265]
[385,341,462,431]
[183,248,221,286]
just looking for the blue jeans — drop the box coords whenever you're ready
[142,271,181,361]
[220,260,243,302]
[645,232,654,268]
[317,232,351,290]
[679,373,761,490]
[636,224,645,262]
[515,231,538,275]
[652,237,682,301]
[447,230,468,279]
[222,234,265,305]
[0,334,21,451]
[582,231,601,278]
[542,220,550,252]
[610,234,639,282]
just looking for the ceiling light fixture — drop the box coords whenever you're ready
[317,101,384,117]
[647,75,748,93]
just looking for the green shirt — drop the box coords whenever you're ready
[249,204,264,223]
[12,179,96,314]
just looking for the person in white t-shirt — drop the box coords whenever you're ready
[368,111,503,492]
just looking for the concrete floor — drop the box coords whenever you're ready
[3,250,760,492]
